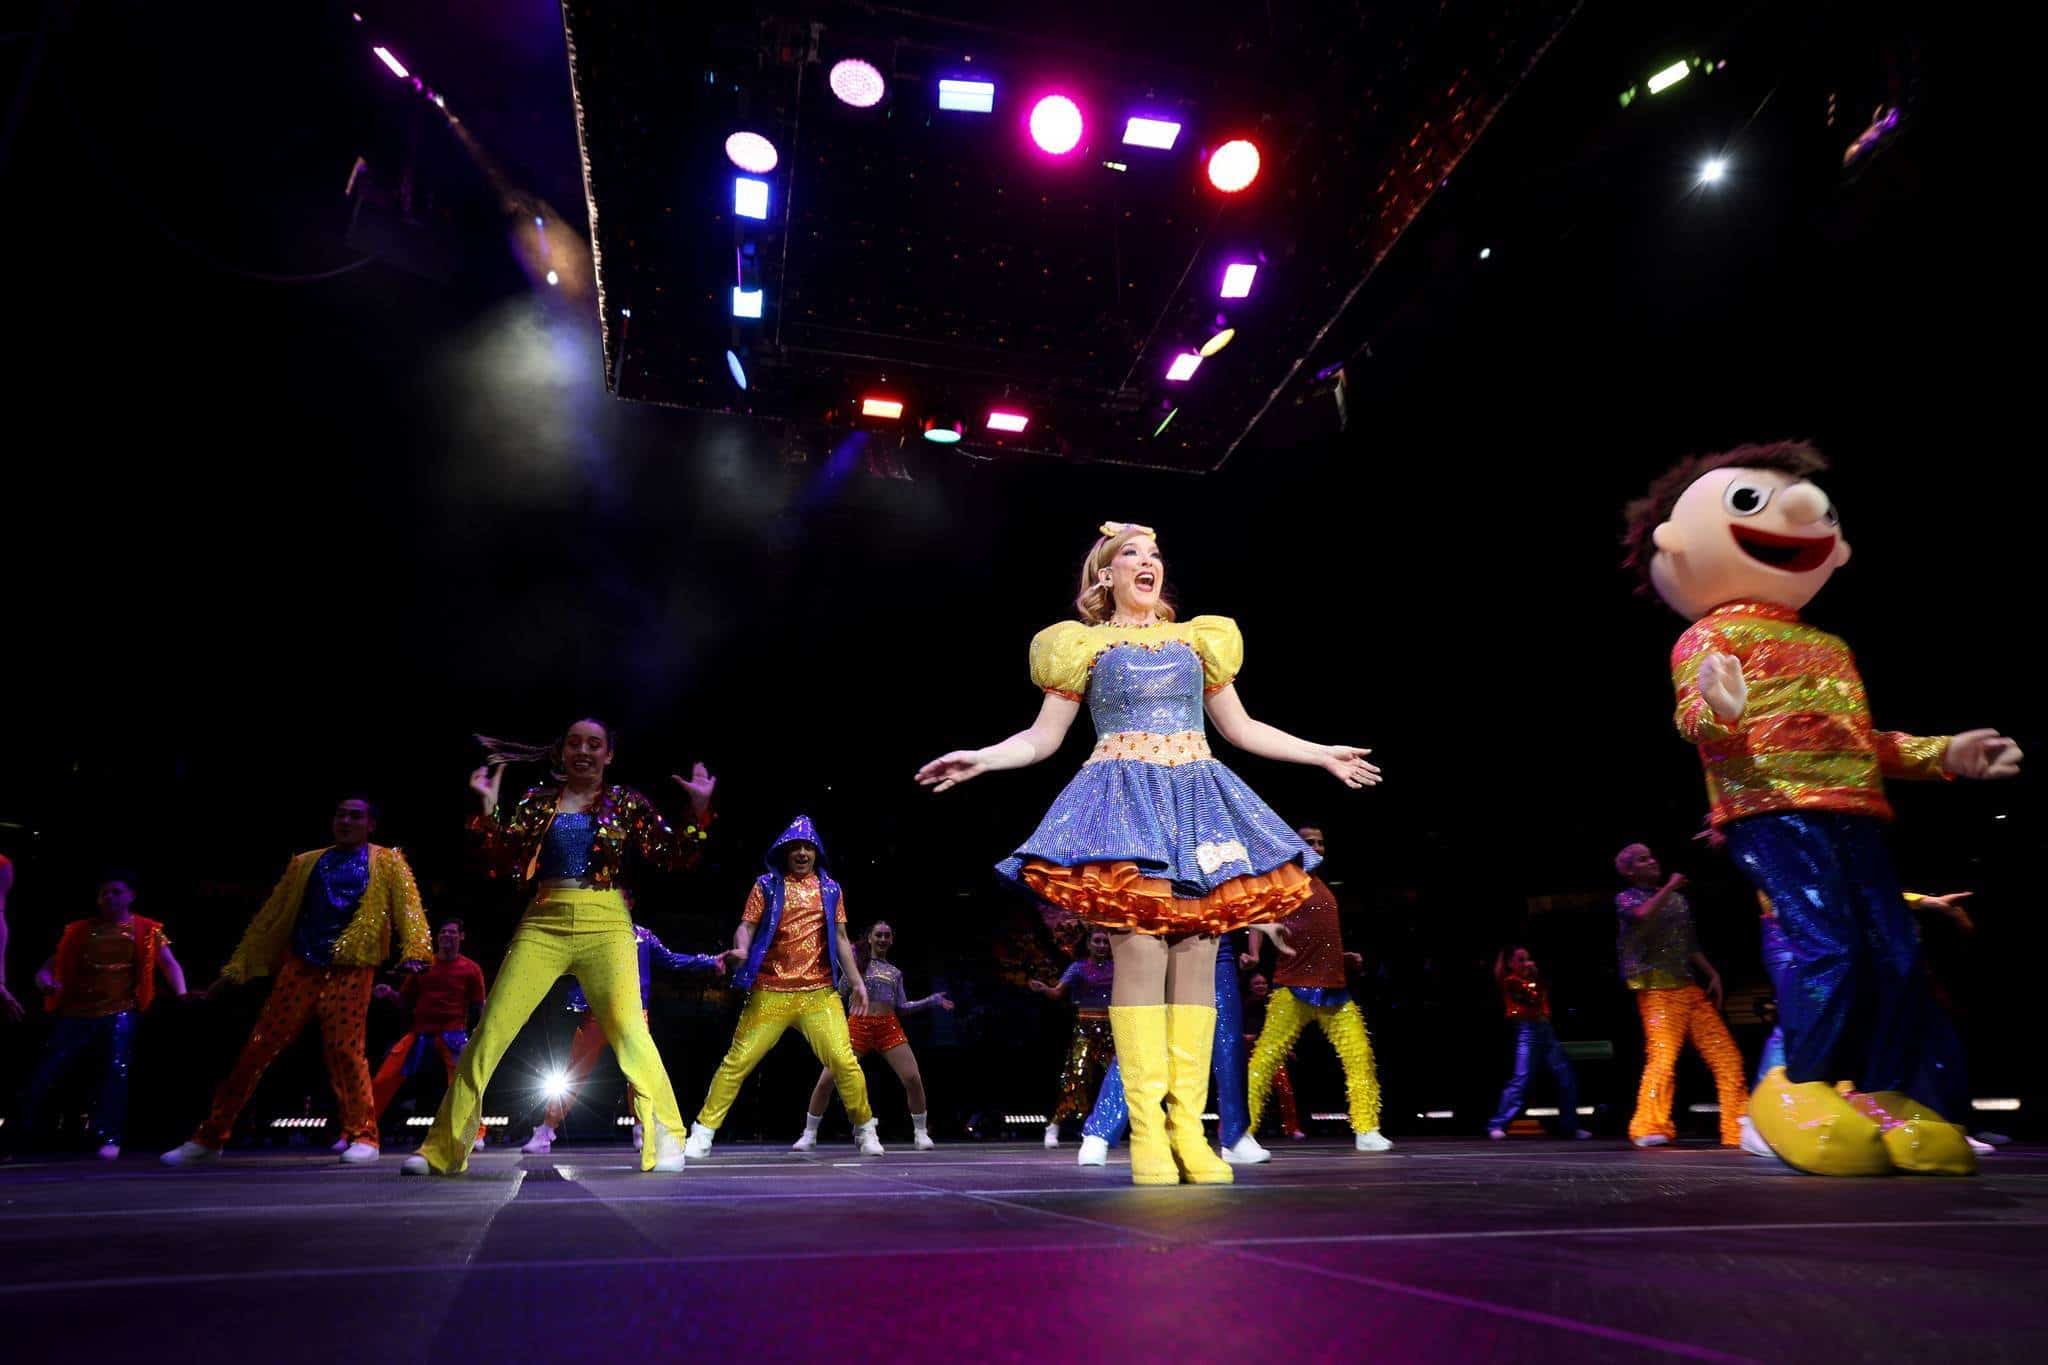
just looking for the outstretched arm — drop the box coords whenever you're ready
[1203,685,1380,788]
[644,926,728,977]
[916,693,1082,792]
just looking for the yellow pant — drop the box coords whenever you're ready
[1247,989,1381,1134]
[696,986,871,1130]
[1629,984,1748,1144]
[416,889,684,1173]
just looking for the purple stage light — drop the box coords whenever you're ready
[372,46,409,79]
[1029,96,1084,155]
[725,132,778,174]
[1219,262,1256,298]
[830,59,886,109]
[1165,353,1201,382]
[1122,116,1181,150]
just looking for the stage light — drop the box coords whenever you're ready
[922,418,963,444]
[1207,139,1260,192]
[1219,262,1257,298]
[734,176,770,219]
[1102,161,1128,172]
[1418,1110,1455,1119]
[726,349,748,390]
[986,410,1030,433]
[542,1071,570,1103]
[1646,60,1691,95]
[545,270,559,286]
[1123,116,1181,150]
[1478,246,1492,260]
[861,397,904,419]
[1199,327,1235,357]
[725,131,778,174]
[1029,95,1084,155]
[372,46,409,79]
[1973,1098,2021,1112]
[1165,353,1201,382]
[830,58,886,108]
[1152,407,1178,437]
[1699,157,1727,184]
[938,78,995,113]
[731,287,763,319]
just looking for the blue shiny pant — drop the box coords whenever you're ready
[1754,914,1794,1085]
[15,1011,138,1145]
[1084,932,1248,1147]
[1723,811,1965,1108]
[1488,1020,1579,1133]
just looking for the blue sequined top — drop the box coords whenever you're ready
[537,813,596,882]
[1059,959,1114,1011]
[294,845,370,965]
[1088,643,1206,734]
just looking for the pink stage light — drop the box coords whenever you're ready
[725,132,779,174]
[372,47,409,79]
[830,59,886,109]
[1207,139,1260,192]
[986,410,1031,433]
[1219,262,1257,298]
[1165,353,1202,382]
[1029,95,1084,155]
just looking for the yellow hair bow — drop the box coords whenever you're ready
[1098,521,1156,539]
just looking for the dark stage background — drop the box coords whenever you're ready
[3,2,2035,1147]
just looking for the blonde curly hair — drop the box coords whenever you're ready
[1074,523,1177,624]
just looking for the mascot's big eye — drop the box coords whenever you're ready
[1723,482,1772,516]
[1822,503,1840,528]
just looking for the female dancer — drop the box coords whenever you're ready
[1487,946,1591,1140]
[401,719,714,1175]
[917,522,1378,1185]
[793,921,953,1151]
[1029,928,1116,1147]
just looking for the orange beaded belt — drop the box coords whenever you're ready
[1085,729,1212,767]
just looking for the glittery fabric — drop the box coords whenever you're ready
[1050,1014,1116,1124]
[566,925,721,1012]
[1059,959,1114,1011]
[695,985,871,1129]
[1247,988,1382,1135]
[998,617,1318,936]
[15,1010,137,1145]
[1085,932,1249,1147]
[1614,887,1701,991]
[847,1011,910,1056]
[293,845,371,966]
[221,845,431,983]
[848,960,941,1015]
[542,1008,650,1128]
[1273,878,1348,989]
[47,915,167,1016]
[1672,601,1951,828]
[742,876,844,992]
[371,1030,482,1142]
[535,812,596,882]
[1725,811,1966,1106]
[1628,985,1748,1144]
[1501,974,1549,1022]
[195,957,378,1148]
[417,889,684,1174]
[1489,1020,1579,1133]
[1754,900,1793,1085]
[469,784,711,888]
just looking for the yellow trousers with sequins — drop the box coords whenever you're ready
[696,986,872,1130]
[416,889,684,1173]
[1629,984,1748,1145]
[1247,990,1381,1134]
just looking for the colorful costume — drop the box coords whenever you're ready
[1487,972,1581,1135]
[691,817,874,1148]
[14,914,169,1150]
[188,845,430,1152]
[544,925,721,1130]
[370,952,486,1128]
[1083,931,1245,1149]
[1048,958,1116,1129]
[1246,880,1384,1142]
[997,615,1318,1185]
[410,785,709,1174]
[844,959,942,1057]
[1614,884,1746,1145]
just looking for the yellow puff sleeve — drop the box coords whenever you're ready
[1028,621,1095,700]
[1187,615,1244,692]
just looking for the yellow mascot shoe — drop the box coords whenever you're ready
[1748,1067,1890,1177]
[1108,1006,1181,1185]
[1845,1091,1978,1177]
[1163,1005,1233,1185]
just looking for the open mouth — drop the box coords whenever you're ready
[1134,572,1157,592]
[1730,525,1836,573]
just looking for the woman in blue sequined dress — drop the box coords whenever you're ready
[916,522,1380,1185]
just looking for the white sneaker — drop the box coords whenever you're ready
[791,1129,817,1152]
[854,1119,885,1156]
[1737,1115,1774,1158]
[683,1122,715,1159]
[1631,1134,1670,1148]
[1222,1132,1271,1165]
[160,1141,218,1167]
[96,1142,121,1160]
[330,1138,348,1154]
[1076,1135,1109,1167]
[649,1124,686,1172]
[1043,1122,1061,1148]
[522,1124,556,1155]
[1966,1134,1995,1156]
[1355,1129,1393,1152]
[400,1155,433,1176]
[913,1130,935,1151]
[1573,1129,1594,1140]
[340,1142,380,1164]
[1487,1128,1507,1141]
[632,1121,644,1152]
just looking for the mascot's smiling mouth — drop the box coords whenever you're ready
[1730,525,1837,573]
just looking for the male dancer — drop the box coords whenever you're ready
[368,917,486,1148]
[163,795,431,1165]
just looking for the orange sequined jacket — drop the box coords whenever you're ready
[1671,601,1950,828]
[469,784,711,887]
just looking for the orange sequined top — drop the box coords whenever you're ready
[468,784,711,888]
[1501,973,1549,1023]
[1671,601,1951,828]
[741,875,845,992]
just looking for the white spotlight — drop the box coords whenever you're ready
[1699,157,1727,184]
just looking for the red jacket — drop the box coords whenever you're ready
[46,915,167,1014]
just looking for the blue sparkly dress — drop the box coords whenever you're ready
[996,616,1319,936]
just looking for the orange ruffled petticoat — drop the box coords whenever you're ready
[1020,858,1313,936]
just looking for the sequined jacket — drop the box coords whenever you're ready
[222,845,432,983]
[1671,601,1950,828]
[468,784,711,888]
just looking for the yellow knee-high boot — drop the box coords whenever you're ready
[1165,1005,1233,1185]
[1845,1090,1977,1176]
[1107,1005,1177,1185]
[1749,1066,1890,1177]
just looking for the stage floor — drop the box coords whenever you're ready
[4,1138,2044,1363]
